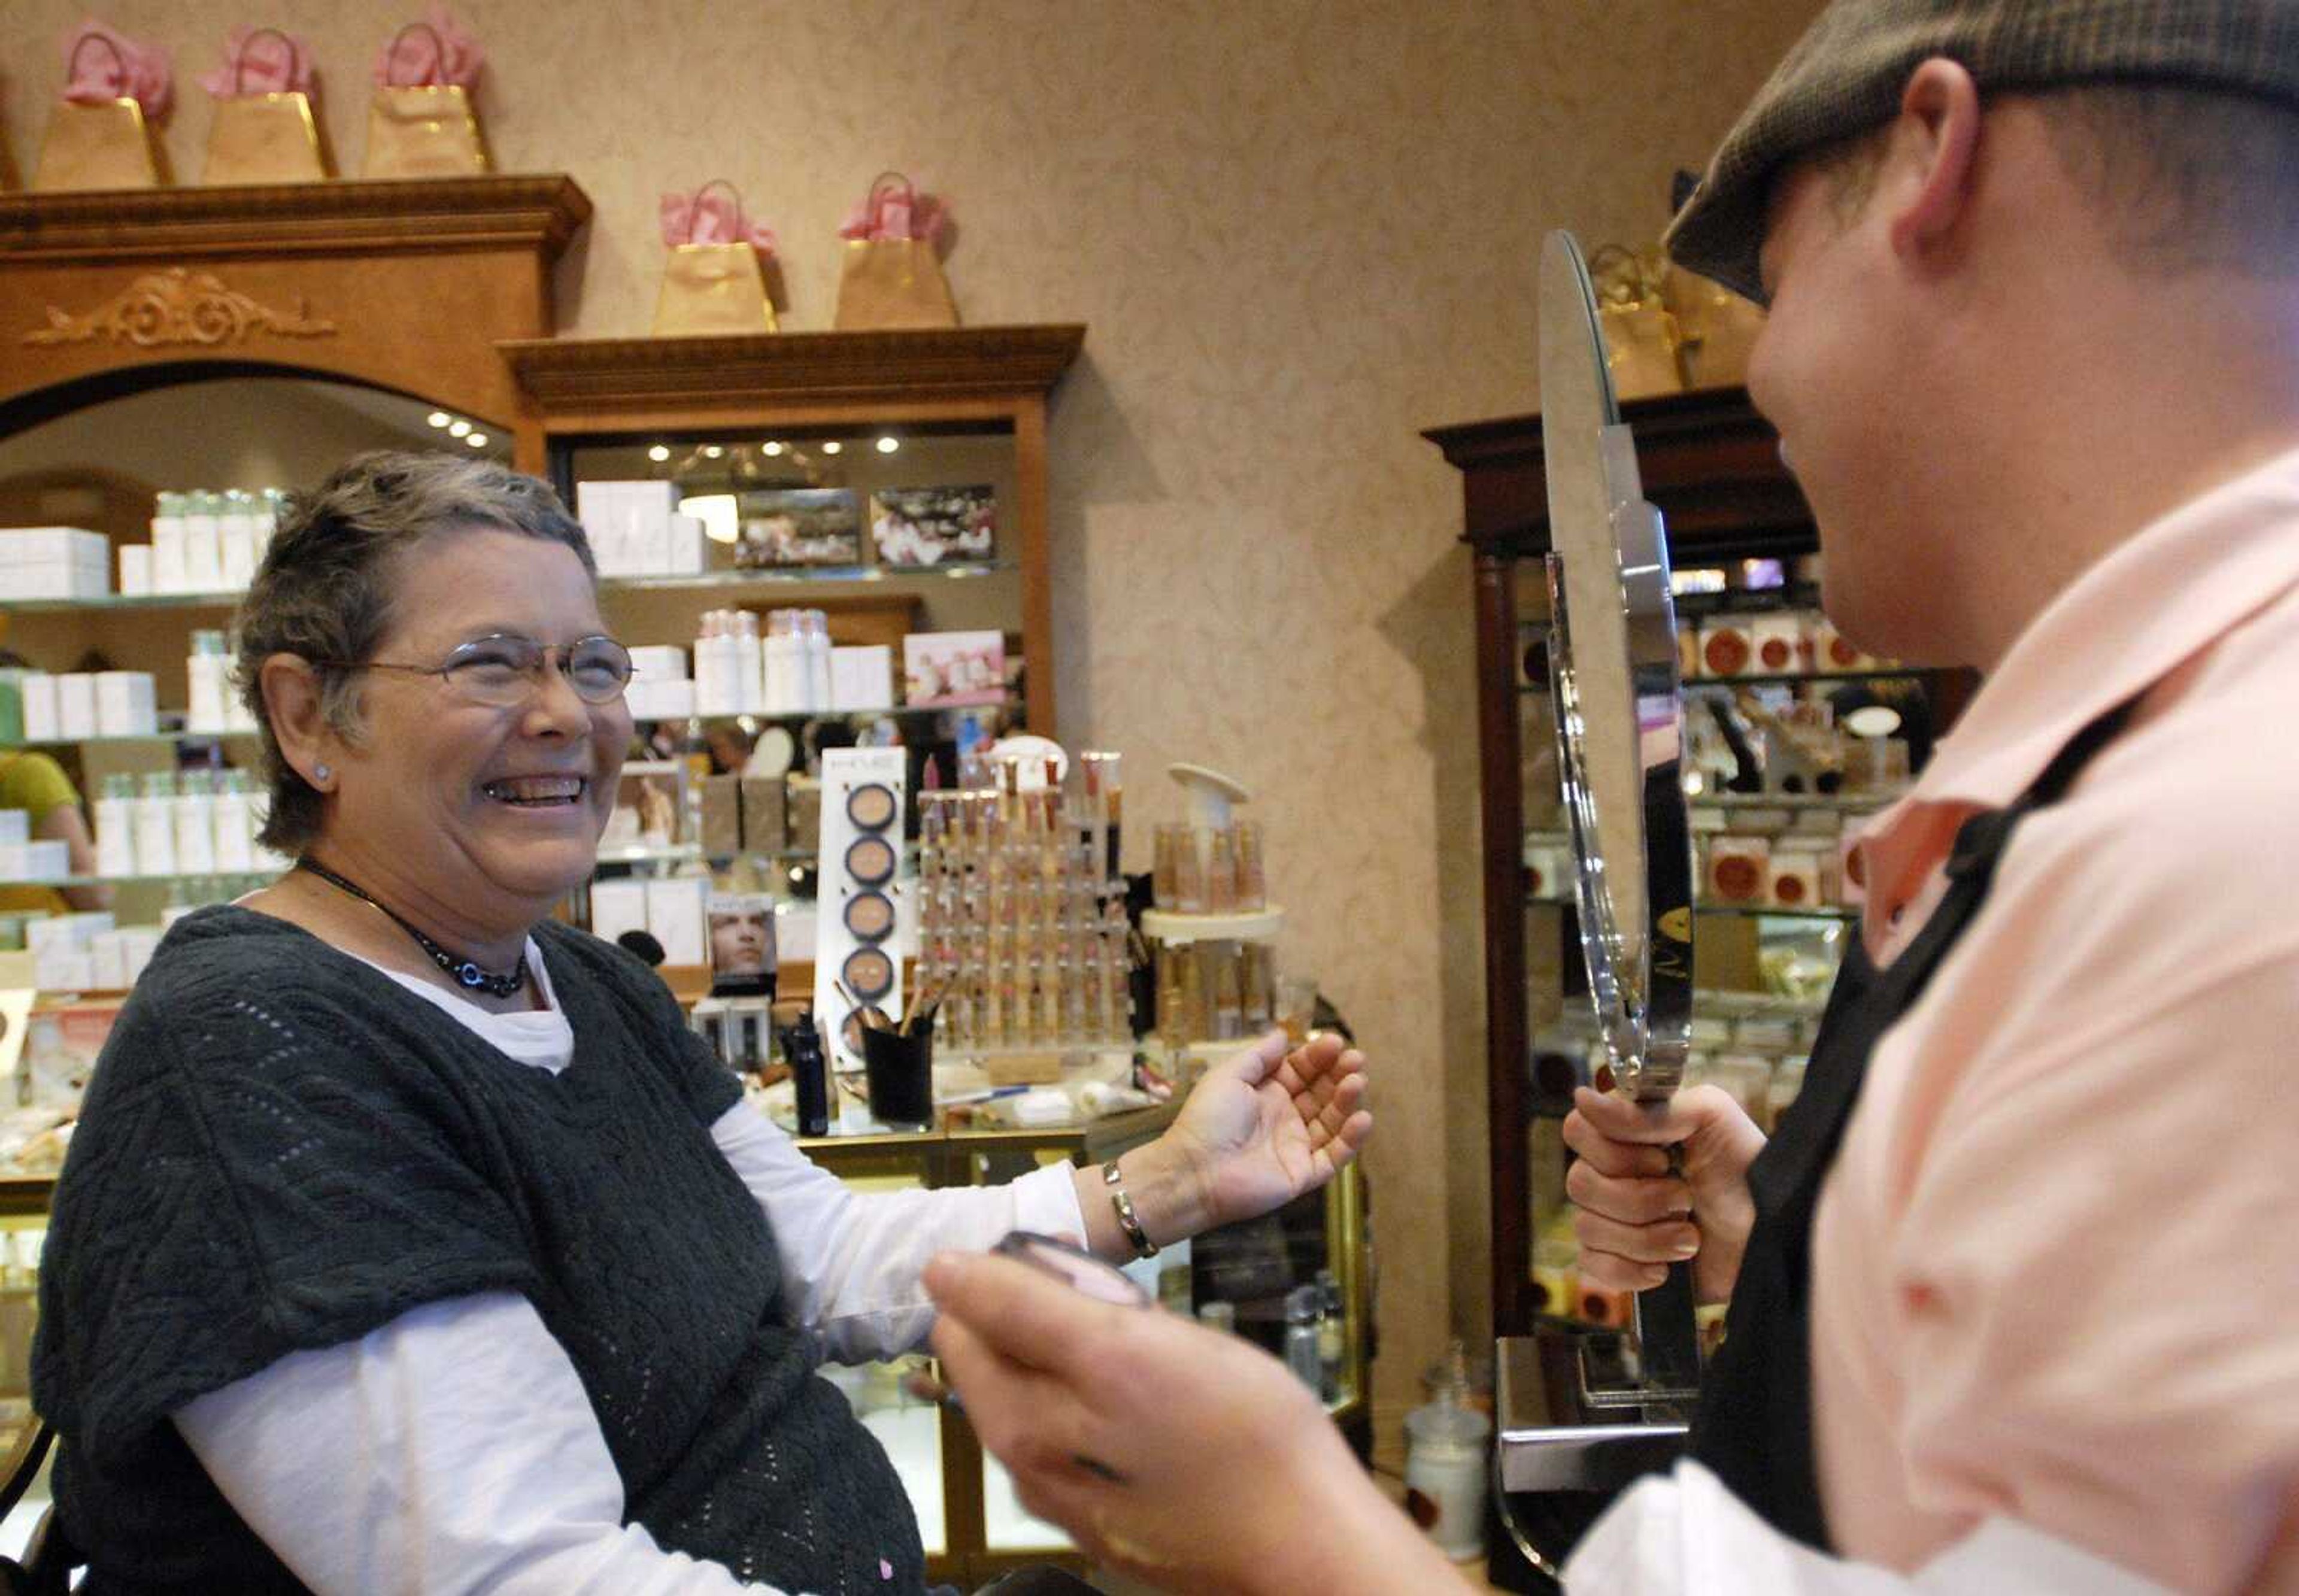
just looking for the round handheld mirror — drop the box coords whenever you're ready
[1539,229,1701,1401]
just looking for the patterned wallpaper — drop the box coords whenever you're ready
[1,0,1824,1443]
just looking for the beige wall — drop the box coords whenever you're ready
[1,0,1823,1435]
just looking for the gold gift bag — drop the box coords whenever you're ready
[1663,265,1766,391]
[1591,244,1684,402]
[832,172,959,331]
[362,23,489,179]
[653,181,778,336]
[203,30,330,186]
[32,35,167,191]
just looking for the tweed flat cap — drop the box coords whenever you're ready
[1667,0,2299,300]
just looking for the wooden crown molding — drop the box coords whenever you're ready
[0,174,592,263]
[1424,386,1815,560]
[499,324,1087,414]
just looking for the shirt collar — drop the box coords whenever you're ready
[1894,442,2299,809]
[1850,441,2299,897]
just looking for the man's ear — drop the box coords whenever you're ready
[1886,57,1984,263]
[259,653,338,791]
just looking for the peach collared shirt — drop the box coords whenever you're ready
[1810,445,2299,1592]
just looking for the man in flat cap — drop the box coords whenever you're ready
[914,3,2299,1592]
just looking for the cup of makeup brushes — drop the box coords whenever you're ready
[860,1023,935,1129]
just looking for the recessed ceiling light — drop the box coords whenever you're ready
[820,441,843,456]
[875,436,899,454]
[647,444,671,463]
[426,411,451,429]
[465,432,489,448]
[762,441,784,457]
[447,418,472,438]
[702,444,725,459]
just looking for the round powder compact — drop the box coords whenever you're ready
[845,833,897,887]
[846,782,898,832]
[844,890,895,943]
[843,945,895,1003]
[841,1005,892,1056]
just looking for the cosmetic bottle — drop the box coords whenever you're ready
[134,772,178,878]
[213,770,254,872]
[219,489,258,589]
[1197,1300,1237,1335]
[1315,1269,1346,1401]
[150,491,188,594]
[183,491,223,593]
[187,630,232,733]
[93,774,135,878]
[735,609,764,715]
[1172,827,1204,914]
[1204,829,1236,914]
[1212,946,1243,1040]
[173,770,216,875]
[1403,1344,1491,1561]
[1283,1285,1324,1392]
[787,1009,830,1137]
[1233,821,1266,912]
[803,610,833,712]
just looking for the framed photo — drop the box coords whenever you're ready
[870,484,997,567]
[707,893,777,997]
[600,760,689,851]
[903,630,1006,708]
[736,487,864,568]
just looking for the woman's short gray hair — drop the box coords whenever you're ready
[234,450,595,854]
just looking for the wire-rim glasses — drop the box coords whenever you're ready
[329,633,634,708]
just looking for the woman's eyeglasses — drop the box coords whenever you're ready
[334,633,634,708]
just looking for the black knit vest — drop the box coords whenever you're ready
[34,906,923,1594]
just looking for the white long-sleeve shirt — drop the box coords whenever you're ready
[175,948,1084,1594]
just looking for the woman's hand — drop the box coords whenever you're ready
[1151,1030,1372,1239]
[926,1251,1464,1596]
[1562,1084,1765,1305]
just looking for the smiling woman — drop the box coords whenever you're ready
[25,453,1375,1596]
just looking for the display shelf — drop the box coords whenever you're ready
[0,729,256,750]
[0,589,242,615]
[632,699,1015,728]
[1521,666,1921,696]
[1687,789,1906,812]
[1139,906,1284,945]
[1521,886,1857,922]
[0,868,278,891]
[602,560,1014,593]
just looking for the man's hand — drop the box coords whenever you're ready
[1562,1084,1766,1304]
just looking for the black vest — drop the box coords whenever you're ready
[1689,701,2134,1547]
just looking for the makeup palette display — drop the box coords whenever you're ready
[812,747,910,1116]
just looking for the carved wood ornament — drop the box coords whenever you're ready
[25,266,335,348]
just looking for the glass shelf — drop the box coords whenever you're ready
[0,561,1020,615]
[1687,790,1906,812]
[1519,666,1923,696]
[0,729,257,751]
[0,868,281,891]
[1524,889,1855,923]
[633,701,1008,727]
[0,844,821,891]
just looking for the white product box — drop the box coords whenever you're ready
[0,845,23,879]
[55,675,98,739]
[0,528,108,568]
[575,481,680,579]
[91,931,129,990]
[6,563,110,600]
[664,513,707,576]
[1697,621,1754,679]
[645,876,709,966]
[21,841,70,881]
[35,951,96,993]
[1750,614,1807,675]
[829,646,894,712]
[119,545,154,596]
[1706,833,1770,904]
[626,645,689,684]
[152,519,188,593]
[587,879,650,948]
[19,675,57,742]
[1767,851,1823,910]
[0,811,25,847]
[95,672,158,736]
[122,927,163,984]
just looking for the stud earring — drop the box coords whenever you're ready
[313,763,332,785]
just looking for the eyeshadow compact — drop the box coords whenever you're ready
[841,1004,893,1056]
[844,889,896,943]
[846,782,899,832]
[845,833,897,887]
[842,945,896,1003]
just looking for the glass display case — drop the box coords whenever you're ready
[1424,387,1975,1341]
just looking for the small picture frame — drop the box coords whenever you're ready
[707,893,778,998]
[871,484,997,567]
[601,760,689,851]
[737,487,864,568]
[903,630,1006,708]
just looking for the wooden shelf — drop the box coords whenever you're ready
[499,324,1085,415]
[0,175,591,263]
